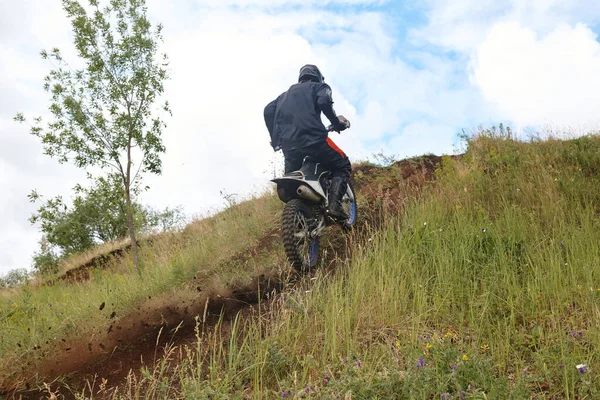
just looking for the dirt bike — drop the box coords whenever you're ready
[271,120,357,272]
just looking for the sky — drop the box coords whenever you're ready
[3,0,600,276]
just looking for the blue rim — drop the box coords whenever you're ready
[346,201,357,225]
[306,239,318,266]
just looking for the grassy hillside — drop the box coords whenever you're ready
[0,193,283,390]
[115,131,600,399]
[4,130,600,399]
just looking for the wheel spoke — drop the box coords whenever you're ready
[283,200,320,271]
[292,210,315,262]
[293,212,308,245]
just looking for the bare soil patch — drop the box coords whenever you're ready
[2,155,445,399]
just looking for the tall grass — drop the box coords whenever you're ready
[0,194,281,385]
[119,132,600,399]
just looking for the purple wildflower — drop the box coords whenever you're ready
[559,364,563,369]
[282,391,291,398]
[417,358,425,368]
[441,393,451,399]
[452,364,457,370]
[523,369,527,378]
[356,361,362,367]
[461,392,467,398]
[468,384,473,391]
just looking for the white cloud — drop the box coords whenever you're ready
[185,0,385,6]
[0,126,86,274]
[2,1,426,277]
[141,5,464,214]
[411,0,506,52]
[0,0,88,275]
[15,0,598,276]
[388,120,459,159]
[470,22,600,127]
[411,0,600,131]
[413,0,600,53]
[141,9,321,213]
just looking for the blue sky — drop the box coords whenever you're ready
[3,0,600,275]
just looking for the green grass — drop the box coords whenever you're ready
[6,131,600,399]
[0,193,281,384]
[110,132,600,399]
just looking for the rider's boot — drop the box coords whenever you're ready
[328,176,349,220]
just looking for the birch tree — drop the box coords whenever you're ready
[15,0,171,269]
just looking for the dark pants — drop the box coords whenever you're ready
[283,138,351,180]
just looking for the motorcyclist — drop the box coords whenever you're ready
[264,64,351,220]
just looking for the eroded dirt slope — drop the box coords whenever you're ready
[3,156,443,399]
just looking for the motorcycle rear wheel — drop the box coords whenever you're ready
[282,199,320,273]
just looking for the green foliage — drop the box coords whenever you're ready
[0,268,31,288]
[14,0,170,175]
[32,244,61,276]
[14,0,170,269]
[141,203,186,233]
[28,175,186,263]
[29,175,128,256]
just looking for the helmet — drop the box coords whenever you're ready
[298,64,324,83]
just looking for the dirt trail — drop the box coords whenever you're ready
[4,229,284,399]
[3,156,443,399]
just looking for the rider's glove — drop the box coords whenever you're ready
[334,115,350,132]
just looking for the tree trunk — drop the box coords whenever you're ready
[124,185,140,270]
[124,129,139,270]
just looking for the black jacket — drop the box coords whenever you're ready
[264,81,343,151]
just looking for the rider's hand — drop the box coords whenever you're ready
[334,115,350,132]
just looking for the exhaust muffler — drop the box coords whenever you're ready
[297,185,321,203]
